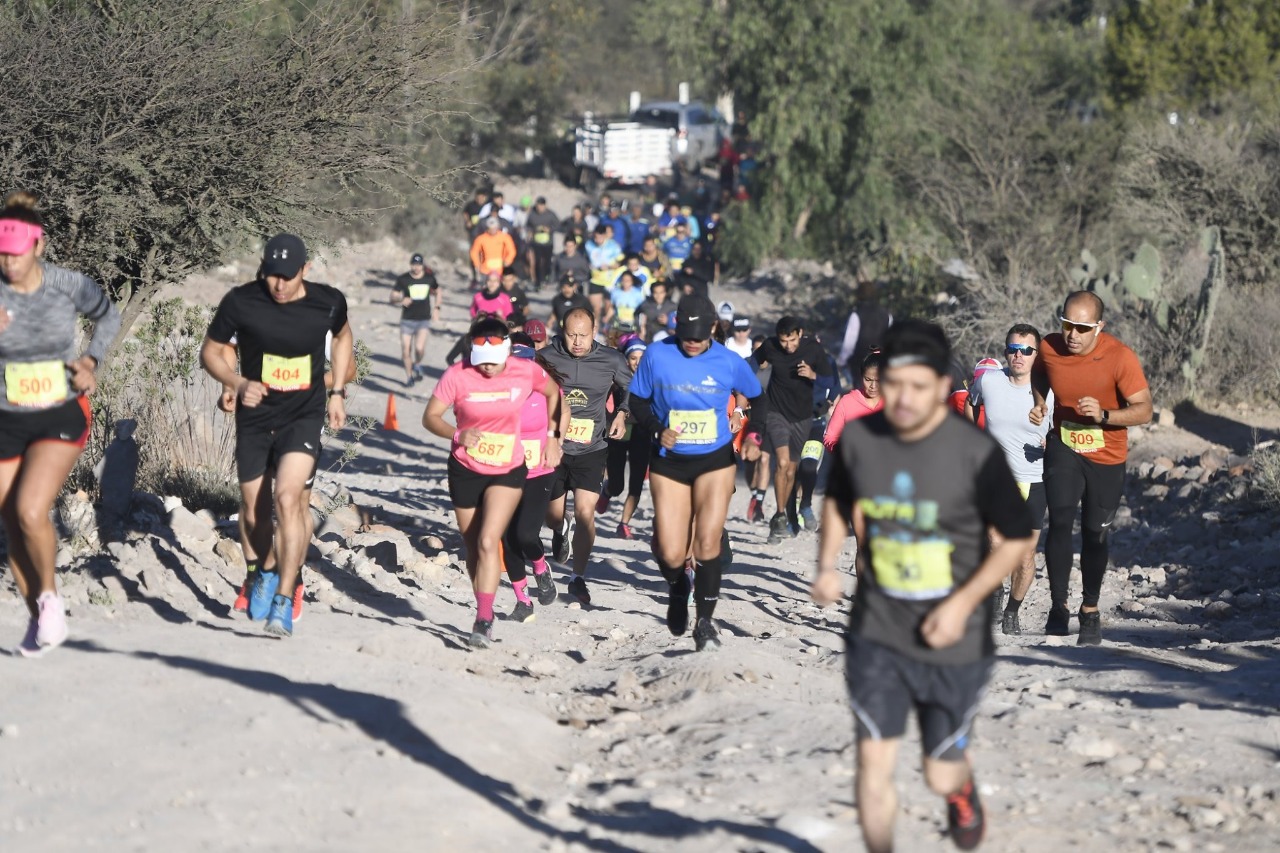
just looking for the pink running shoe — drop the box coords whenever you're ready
[15,618,42,658]
[35,592,68,651]
[617,522,635,540]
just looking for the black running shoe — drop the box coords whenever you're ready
[946,777,985,850]
[534,570,556,606]
[468,618,493,649]
[552,518,573,564]
[1001,610,1021,636]
[667,572,691,637]
[1045,604,1070,636]
[693,618,721,652]
[567,575,591,606]
[509,601,535,623]
[766,513,790,545]
[1077,609,1102,646]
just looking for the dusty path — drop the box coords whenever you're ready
[2,239,1279,852]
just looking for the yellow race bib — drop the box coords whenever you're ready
[533,231,552,245]
[262,353,311,392]
[1061,421,1104,454]
[1017,481,1031,500]
[566,417,595,444]
[5,361,68,407]
[408,284,431,301]
[870,536,955,601]
[669,257,685,270]
[617,304,637,325]
[521,439,541,468]
[670,409,717,445]
[801,440,824,462]
[466,432,516,466]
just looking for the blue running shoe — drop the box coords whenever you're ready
[264,593,293,637]
[247,571,279,621]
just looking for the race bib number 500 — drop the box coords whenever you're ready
[5,361,68,407]
[1061,421,1104,454]
[262,353,311,392]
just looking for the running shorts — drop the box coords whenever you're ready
[1022,481,1048,531]
[648,443,736,486]
[236,417,323,486]
[550,447,609,499]
[845,635,992,762]
[588,283,610,297]
[1044,435,1125,533]
[447,455,528,509]
[400,319,433,336]
[763,410,811,458]
[0,396,91,461]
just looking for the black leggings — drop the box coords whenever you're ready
[605,432,651,500]
[1043,436,1126,608]
[502,474,556,582]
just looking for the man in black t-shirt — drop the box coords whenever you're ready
[814,319,1032,853]
[637,279,678,343]
[389,252,440,386]
[551,238,591,289]
[201,234,353,639]
[525,196,560,289]
[548,274,591,332]
[748,316,832,543]
[501,266,530,319]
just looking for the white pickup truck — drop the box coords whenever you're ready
[570,94,725,190]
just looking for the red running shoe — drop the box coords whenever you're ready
[233,576,251,612]
[617,522,635,540]
[946,777,985,850]
[292,576,305,622]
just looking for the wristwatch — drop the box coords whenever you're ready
[1101,410,1109,423]
[328,388,347,399]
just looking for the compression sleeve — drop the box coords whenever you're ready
[629,395,663,436]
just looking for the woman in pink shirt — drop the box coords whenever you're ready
[823,351,884,450]
[423,318,563,647]
[470,272,513,319]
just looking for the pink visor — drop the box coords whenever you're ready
[0,219,42,255]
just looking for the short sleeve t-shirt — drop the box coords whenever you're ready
[826,413,1032,665]
[969,369,1053,483]
[391,272,438,322]
[629,338,762,457]
[1038,332,1148,465]
[431,358,549,475]
[608,286,647,329]
[206,280,348,431]
[754,336,832,421]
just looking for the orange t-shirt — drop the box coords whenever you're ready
[1038,332,1148,465]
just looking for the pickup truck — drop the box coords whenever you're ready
[566,98,726,191]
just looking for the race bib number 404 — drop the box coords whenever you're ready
[869,536,955,601]
[670,409,717,445]
[466,432,516,466]
[1061,421,1104,454]
[5,361,68,407]
[262,353,311,392]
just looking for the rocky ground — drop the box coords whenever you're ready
[3,227,1279,852]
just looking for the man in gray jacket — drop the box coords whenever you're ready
[539,307,633,605]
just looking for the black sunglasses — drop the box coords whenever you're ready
[1005,344,1037,356]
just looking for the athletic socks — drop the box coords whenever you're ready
[656,559,683,587]
[531,556,549,576]
[694,556,723,621]
[476,591,496,622]
[512,579,532,606]
[752,488,766,502]
[1006,596,1023,613]
[245,559,260,576]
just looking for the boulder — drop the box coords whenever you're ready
[168,505,217,552]
[350,527,418,574]
[1200,448,1229,474]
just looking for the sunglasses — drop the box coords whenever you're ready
[1059,316,1101,334]
[471,334,507,346]
[1005,344,1037,356]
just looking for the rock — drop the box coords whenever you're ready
[214,537,245,570]
[1182,466,1204,481]
[525,657,561,677]
[1200,448,1229,473]
[1108,755,1144,776]
[1203,600,1232,620]
[1156,407,1176,427]
[57,492,100,552]
[775,812,837,842]
[317,504,362,542]
[0,723,18,738]
[423,535,445,550]
[1144,485,1170,499]
[1064,733,1121,759]
[1176,483,1200,499]
[1120,600,1145,613]
[349,527,419,574]
[99,575,128,605]
[168,505,217,551]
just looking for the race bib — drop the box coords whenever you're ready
[669,257,685,270]
[5,361,68,407]
[521,439,541,468]
[801,440,824,462]
[1017,481,1031,500]
[482,258,504,274]
[466,432,516,466]
[670,409,717,445]
[617,304,637,325]
[591,268,614,286]
[870,536,955,601]
[408,284,431,301]
[1061,421,1104,454]
[534,231,552,245]
[566,417,595,444]
[262,353,311,392]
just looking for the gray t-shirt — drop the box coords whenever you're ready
[826,412,1031,664]
[970,369,1053,484]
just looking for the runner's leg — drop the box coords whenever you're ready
[571,486,598,575]
[857,738,902,853]
[0,458,36,617]
[413,326,430,370]
[475,484,522,599]
[649,473,694,576]
[10,442,83,601]
[399,331,414,382]
[271,452,316,599]
[689,464,735,620]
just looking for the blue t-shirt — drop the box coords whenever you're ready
[629,337,763,457]
[663,236,694,269]
[608,286,647,329]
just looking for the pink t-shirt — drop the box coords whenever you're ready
[470,290,513,319]
[823,390,883,449]
[432,358,549,474]
[519,388,555,479]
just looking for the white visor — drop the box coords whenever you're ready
[471,339,512,366]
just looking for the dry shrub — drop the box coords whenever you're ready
[1250,445,1280,510]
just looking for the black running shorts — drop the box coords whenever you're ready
[844,635,992,762]
[447,456,528,509]
[0,396,91,461]
[550,447,609,499]
[235,417,323,486]
[648,443,736,486]
[1024,481,1048,532]
[763,410,811,459]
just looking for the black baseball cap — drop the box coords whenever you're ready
[732,315,751,331]
[410,253,425,265]
[262,234,306,279]
[675,295,716,340]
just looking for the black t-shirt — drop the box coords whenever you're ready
[207,280,348,431]
[463,200,484,228]
[504,284,530,318]
[752,336,832,421]
[551,251,591,285]
[391,271,438,321]
[827,412,1031,664]
[638,297,678,342]
[552,292,591,326]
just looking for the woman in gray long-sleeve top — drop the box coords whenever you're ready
[0,191,121,657]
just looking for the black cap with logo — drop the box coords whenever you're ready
[262,234,306,279]
[675,295,716,340]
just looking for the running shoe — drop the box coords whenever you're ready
[247,570,280,621]
[667,571,691,637]
[1001,610,1021,636]
[35,592,68,650]
[510,601,535,623]
[685,561,696,606]
[1045,603,1070,636]
[534,570,557,606]
[766,513,790,545]
[233,575,252,613]
[799,506,819,532]
[264,593,293,637]
[617,522,635,540]
[693,618,721,652]
[292,576,305,622]
[468,618,494,649]
[746,496,763,524]
[567,575,591,606]
[596,492,610,514]
[946,777,985,850]
[552,518,573,564]
[1077,610,1102,646]
[15,618,42,658]
[992,585,1006,620]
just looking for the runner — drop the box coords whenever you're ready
[525,197,560,290]
[538,307,633,605]
[389,252,441,386]
[597,338,652,539]
[500,267,530,318]
[637,279,677,344]
[470,272,514,319]
[0,191,121,656]
[560,205,590,248]
[966,325,1053,634]
[548,274,590,333]
[604,269,646,334]
[837,280,892,387]
[585,225,624,321]
[792,337,843,532]
[726,315,754,358]
[423,317,562,647]
[824,350,884,449]
[499,335,568,620]
[662,220,694,273]
[629,296,762,651]
[550,237,591,293]
[1031,291,1151,645]
[201,233,353,638]
[751,316,832,544]
[637,235,669,284]
[469,217,517,280]
[814,319,1034,853]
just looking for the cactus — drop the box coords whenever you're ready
[1181,226,1225,399]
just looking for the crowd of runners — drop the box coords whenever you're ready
[2,184,1153,851]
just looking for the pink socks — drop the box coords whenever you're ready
[476,591,496,622]
[531,556,549,576]
[512,578,532,605]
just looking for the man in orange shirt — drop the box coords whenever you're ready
[469,217,516,279]
[1031,291,1151,645]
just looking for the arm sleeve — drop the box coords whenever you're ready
[975,448,1034,540]
[329,293,349,334]
[630,395,663,436]
[431,364,460,407]
[469,293,481,318]
[502,235,517,266]
[733,352,763,398]
[968,373,984,409]
[469,238,483,269]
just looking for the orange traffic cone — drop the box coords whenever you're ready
[382,393,400,431]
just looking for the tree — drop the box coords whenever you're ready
[0,0,460,343]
